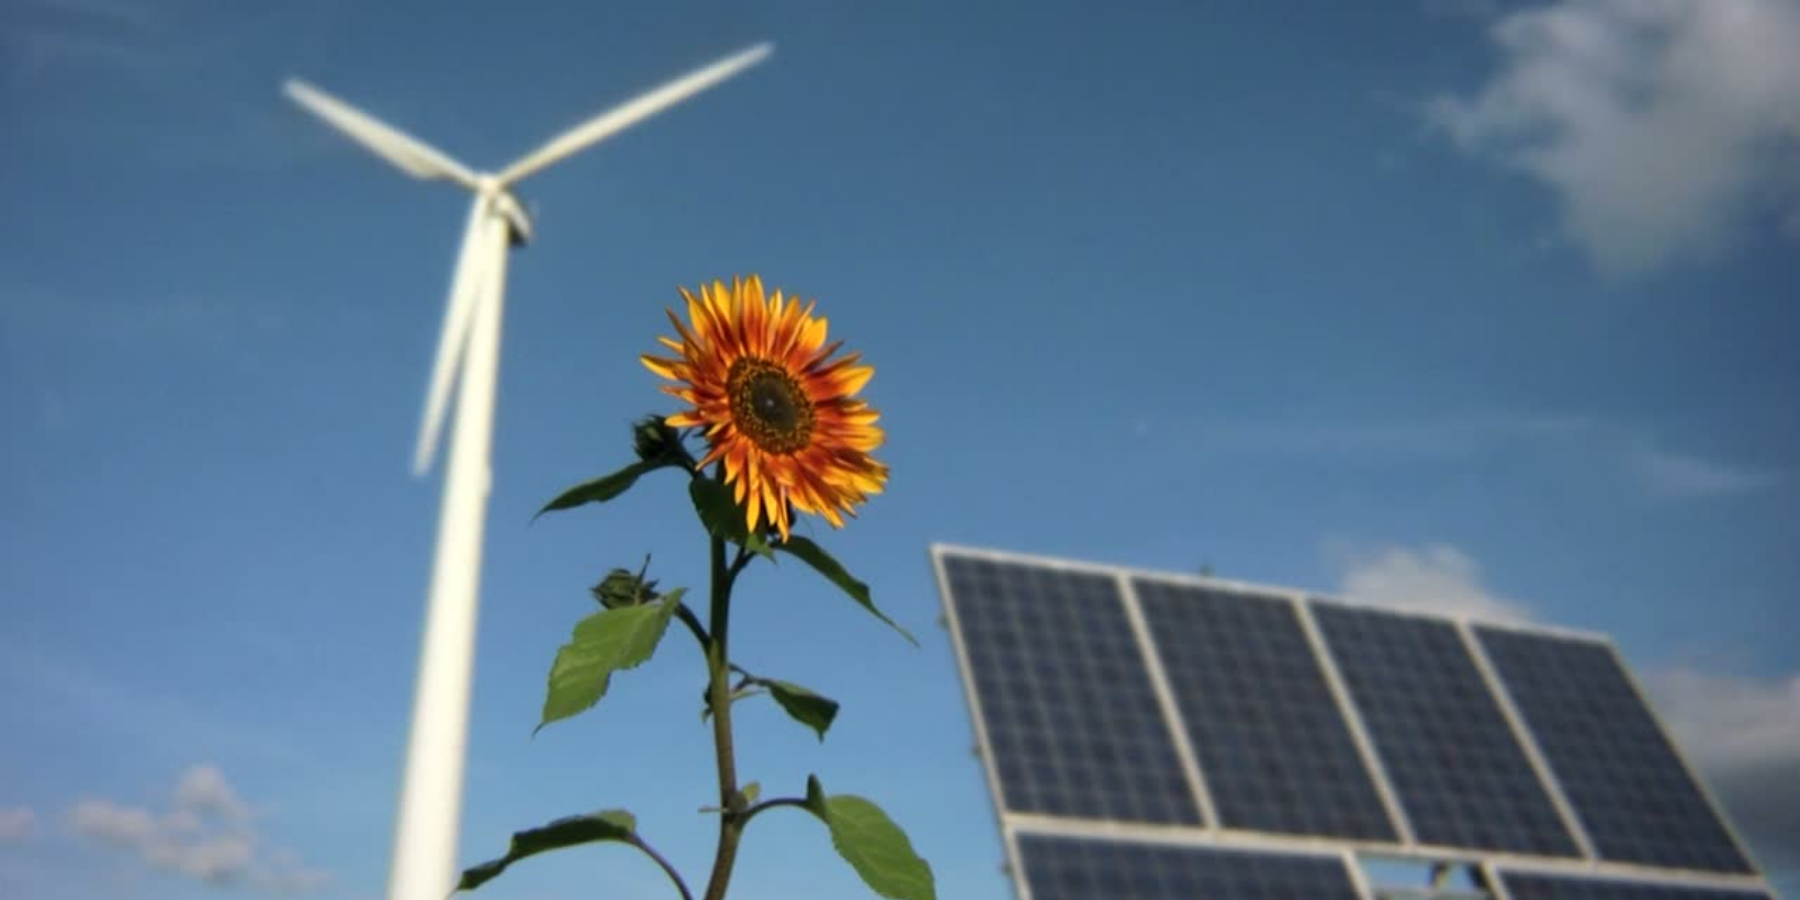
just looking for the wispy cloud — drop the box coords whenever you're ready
[0,287,288,353]
[1201,411,1594,461]
[1644,666,1800,881]
[1425,0,1800,277]
[1,0,167,79]
[0,806,33,841]
[1627,444,1784,498]
[1186,411,1783,501]
[0,638,314,770]
[1325,539,1535,622]
[66,765,330,894]
[4,1,345,168]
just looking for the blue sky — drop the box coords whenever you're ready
[3,0,1797,898]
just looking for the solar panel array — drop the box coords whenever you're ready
[940,554,1199,825]
[1017,832,1362,900]
[1499,871,1774,900]
[1134,579,1395,841]
[933,545,1774,900]
[1314,605,1579,857]
[1476,627,1754,875]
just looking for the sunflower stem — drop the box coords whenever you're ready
[701,467,746,900]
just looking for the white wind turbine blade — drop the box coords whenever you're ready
[387,212,511,900]
[496,42,773,186]
[284,78,481,190]
[413,197,492,476]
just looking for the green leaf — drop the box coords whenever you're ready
[456,810,636,891]
[776,536,916,644]
[538,589,686,732]
[763,679,839,741]
[688,477,775,558]
[534,459,668,521]
[802,776,936,900]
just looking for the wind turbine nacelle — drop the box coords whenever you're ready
[493,191,535,247]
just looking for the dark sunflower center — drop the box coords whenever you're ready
[728,358,815,455]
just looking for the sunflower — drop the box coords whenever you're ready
[641,276,888,542]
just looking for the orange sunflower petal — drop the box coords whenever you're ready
[645,275,885,542]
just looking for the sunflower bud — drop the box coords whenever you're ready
[591,563,660,609]
[632,415,683,465]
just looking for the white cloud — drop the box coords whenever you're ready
[67,799,157,846]
[1427,0,1800,277]
[1644,667,1800,878]
[65,766,329,894]
[175,765,251,824]
[0,806,34,840]
[1327,540,1535,622]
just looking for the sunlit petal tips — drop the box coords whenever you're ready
[644,277,888,541]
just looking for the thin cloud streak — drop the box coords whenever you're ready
[0,638,315,770]
[1181,411,1782,500]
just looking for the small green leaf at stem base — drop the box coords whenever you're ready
[801,775,935,900]
[534,459,671,521]
[688,477,775,559]
[763,679,839,741]
[538,589,687,732]
[776,536,916,645]
[457,810,636,891]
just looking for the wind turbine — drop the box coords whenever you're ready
[284,42,773,900]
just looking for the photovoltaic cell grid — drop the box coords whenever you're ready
[1311,604,1579,857]
[1017,832,1360,900]
[939,553,1200,826]
[1133,579,1398,841]
[1476,627,1753,874]
[1500,871,1773,900]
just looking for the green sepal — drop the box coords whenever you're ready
[688,476,775,558]
[591,556,659,609]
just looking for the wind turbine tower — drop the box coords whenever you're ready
[284,42,774,900]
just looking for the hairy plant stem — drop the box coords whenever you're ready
[701,470,745,900]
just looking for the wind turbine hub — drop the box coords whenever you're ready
[479,180,535,248]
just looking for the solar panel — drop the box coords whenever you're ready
[1132,578,1397,841]
[934,545,1777,900]
[1311,604,1579,857]
[1499,870,1774,900]
[1475,627,1753,874]
[1016,832,1361,900]
[939,553,1201,825]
